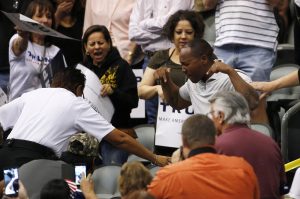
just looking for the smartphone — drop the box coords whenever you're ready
[3,168,19,197]
[75,165,86,185]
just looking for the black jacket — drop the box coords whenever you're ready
[85,47,138,128]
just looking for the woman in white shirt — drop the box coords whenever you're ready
[9,0,65,101]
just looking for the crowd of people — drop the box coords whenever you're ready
[0,0,300,198]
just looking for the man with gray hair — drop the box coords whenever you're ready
[208,91,286,199]
[148,114,259,199]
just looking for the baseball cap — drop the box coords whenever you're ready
[68,133,99,157]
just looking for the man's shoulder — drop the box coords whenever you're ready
[23,88,74,99]
[157,153,253,175]
[154,158,199,180]
[217,125,264,143]
[210,69,251,81]
[214,153,255,173]
[217,125,281,158]
[225,125,276,144]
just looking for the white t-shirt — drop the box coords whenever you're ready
[179,71,251,114]
[0,88,115,156]
[9,34,61,101]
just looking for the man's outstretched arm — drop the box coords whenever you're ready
[104,128,170,166]
[207,62,259,110]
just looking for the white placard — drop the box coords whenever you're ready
[131,69,145,118]
[76,64,114,122]
[1,11,78,40]
[155,99,194,148]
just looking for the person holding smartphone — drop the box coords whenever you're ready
[1,179,29,199]
[4,168,18,197]
[75,165,86,186]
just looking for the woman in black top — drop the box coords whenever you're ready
[82,25,138,165]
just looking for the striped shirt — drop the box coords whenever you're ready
[214,0,279,51]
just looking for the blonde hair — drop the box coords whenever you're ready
[118,162,153,197]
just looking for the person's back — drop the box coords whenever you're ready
[148,151,259,199]
[215,125,285,199]
[0,67,171,181]
[5,87,112,156]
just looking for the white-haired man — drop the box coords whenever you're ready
[208,91,286,199]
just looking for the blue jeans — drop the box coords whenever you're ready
[0,72,9,94]
[100,140,129,165]
[143,56,158,124]
[214,44,276,81]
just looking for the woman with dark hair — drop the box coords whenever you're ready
[138,10,205,101]
[81,25,139,165]
[8,0,65,101]
[52,0,85,67]
[40,179,71,199]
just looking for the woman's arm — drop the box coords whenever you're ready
[138,67,161,100]
[104,128,170,166]
[251,70,300,93]
[11,29,29,56]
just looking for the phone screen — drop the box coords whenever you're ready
[75,165,86,185]
[4,168,19,197]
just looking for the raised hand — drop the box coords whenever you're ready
[55,0,74,25]
[250,81,273,100]
[206,60,232,75]
[15,26,29,39]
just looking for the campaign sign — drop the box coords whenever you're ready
[40,51,66,88]
[1,11,78,40]
[76,64,114,122]
[155,98,194,148]
[131,69,145,118]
